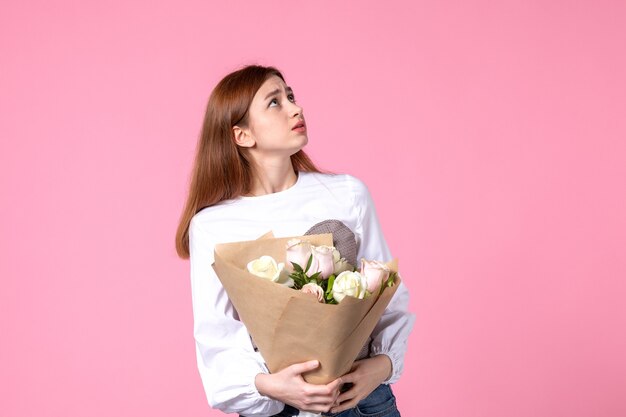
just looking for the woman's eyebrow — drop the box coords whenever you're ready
[264,86,294,101]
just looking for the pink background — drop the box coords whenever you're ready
[2,1,625,416]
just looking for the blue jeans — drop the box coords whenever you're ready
[258,384,400,417]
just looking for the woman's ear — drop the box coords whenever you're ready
[232,125,255,148]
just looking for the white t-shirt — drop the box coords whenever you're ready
[189,171,415,416]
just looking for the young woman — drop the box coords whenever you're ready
[176,65,415,417]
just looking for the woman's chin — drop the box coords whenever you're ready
[291,136,308,153]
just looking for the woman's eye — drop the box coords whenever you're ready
[269,94,296,108]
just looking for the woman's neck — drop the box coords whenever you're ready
[245,160,298,197]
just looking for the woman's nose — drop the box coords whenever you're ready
[289,101,303,117]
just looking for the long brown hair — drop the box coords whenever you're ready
[175,65,321,259]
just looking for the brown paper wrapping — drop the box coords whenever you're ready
[212,232,400,384]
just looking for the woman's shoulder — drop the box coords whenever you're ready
[190,199,239,230]
[302,171,369,193]
[189,172,372,227]
[299,171,372,209]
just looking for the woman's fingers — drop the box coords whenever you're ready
[262,360,348,412]
[338,360,363,384]
[298,376,343,411]
[336,385,358,405]
[302,395,339,408]
[339,371,357,384]
[331,397,359,414]
[286,359,319,376]
[296,388,341,412]
[325,377,343,393]
[301,380,342,397]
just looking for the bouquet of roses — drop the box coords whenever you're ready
[212,231,401,384]
[246,238,397,304]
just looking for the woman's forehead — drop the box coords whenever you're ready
[256,76,291,98]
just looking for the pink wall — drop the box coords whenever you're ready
[2,1,625,416]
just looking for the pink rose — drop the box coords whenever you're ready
[285,239,313,272]
[301,283,325,303]
[311,245,335,279]
[360,259,391,294]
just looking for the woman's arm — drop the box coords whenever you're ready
[255,360,343,413]
[190,216,343,414]
[327,177,415,412]
[189,217,285,416]
[351,177,416,383]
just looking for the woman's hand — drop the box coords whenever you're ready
[255,360,343,413]
[330,354,392,413]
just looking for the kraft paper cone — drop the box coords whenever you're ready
[212,232,400,384]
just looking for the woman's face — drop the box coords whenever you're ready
[236,75,307,158]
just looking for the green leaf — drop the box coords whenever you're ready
[291,270,312,290]
[380,272,396,294]
[326,275,335,295]
[305,254,313,273]
[291,262,303,273]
